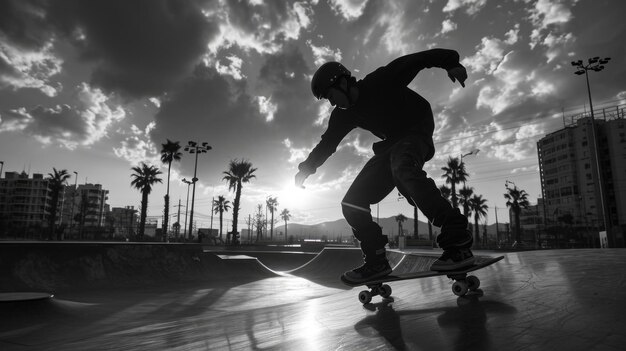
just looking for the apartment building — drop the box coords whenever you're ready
[60,183,110,237]
[110,206,138,238]
[537,105,626,247]
[0,171,52,236]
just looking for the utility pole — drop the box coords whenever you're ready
[175,199,183,240]
[210,196,214,231]
[495,206,499,245]
[182,178,192,241]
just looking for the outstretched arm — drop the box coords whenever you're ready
[386,48,467,87]
[296,109,354,188]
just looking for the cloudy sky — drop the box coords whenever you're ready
[1,0,625,230]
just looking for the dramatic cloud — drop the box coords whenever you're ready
[328,0,369,21]
[0,40,62,97]
[463,36,508,75]
[113,122,159,166]
[440,19,458,35]
[208,0,313,55]
[308,41,342,67]
[1,0,624,224]
[443,0,488,15]
[1,0,220,100]
[0,83,124,148]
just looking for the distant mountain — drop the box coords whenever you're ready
[273,216,510,241]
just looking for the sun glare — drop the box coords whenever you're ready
[278,181,312,211]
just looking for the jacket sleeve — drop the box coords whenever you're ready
[298,109,354,175]
[385,48,463,87]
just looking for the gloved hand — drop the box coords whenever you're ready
[447,66,467,88]
[295,169,312,189]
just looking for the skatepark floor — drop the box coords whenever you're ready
[1,246,625,350]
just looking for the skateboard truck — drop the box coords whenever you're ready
[358,273,481,304]
[447,273,480,297]
[359,283,393,304]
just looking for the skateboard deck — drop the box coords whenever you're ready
[341,255,504,304]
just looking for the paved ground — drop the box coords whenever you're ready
[1,243,625,350]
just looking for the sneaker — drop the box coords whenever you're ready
[342,260,392,284]
[430,248,475,271]
[437,228,474,250]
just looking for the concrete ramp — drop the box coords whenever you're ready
[0,243,278,293]
[2,246,626,350]
[285,247,364,288]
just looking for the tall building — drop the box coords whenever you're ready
[61,183,110,238]
[0,171,52,237]
[110,206,138,239]
[537,105,626,247]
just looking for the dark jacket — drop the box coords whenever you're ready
[299,48,463,175]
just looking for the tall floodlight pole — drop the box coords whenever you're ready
[0,161,4,178]
[460,149,480,186]
[69,171,78,236]
[182,178,192,240]
[183,141,211,240]
[572,56,612,247]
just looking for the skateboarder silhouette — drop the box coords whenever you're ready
[296,48,474,283]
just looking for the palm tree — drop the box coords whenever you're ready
[469,194,489,245]
[395,213,407,236]
[266,196,278,241]
[130,163,163,240]
[223,159,257,240]
[441,157,468,209]
[213,195,231,242]
[160,140,182,240]
[458,186,474,219]
[504,185,530,245]
[46,168,71,240]
[280,208,291,242]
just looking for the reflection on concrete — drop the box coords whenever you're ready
[1,245,626,350]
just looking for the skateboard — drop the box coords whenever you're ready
[341,255,504,304]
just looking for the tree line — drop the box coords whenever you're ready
[43,144,531,245]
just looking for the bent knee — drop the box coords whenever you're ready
[341,201,371,219]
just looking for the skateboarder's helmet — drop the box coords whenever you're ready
[311,62,351,100]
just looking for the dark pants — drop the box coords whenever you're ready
[342,135,462,261]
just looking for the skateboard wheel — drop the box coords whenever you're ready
[466,276,480,291]
[358,290,372,304]
[380,284,392,298]
[452,281,469,297]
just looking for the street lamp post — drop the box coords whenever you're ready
[460,149,479,186]
[69,171,78,237]
[572,56,612,247]
[182,178,192,241]
[183,141,211,241]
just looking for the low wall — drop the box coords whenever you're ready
[0,242,277,293]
